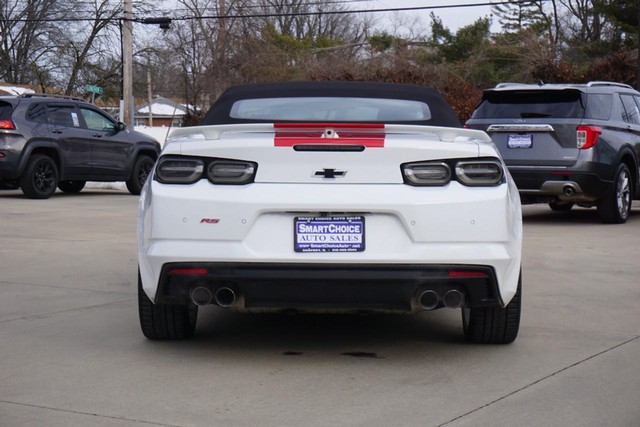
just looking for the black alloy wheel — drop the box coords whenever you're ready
[598,163,632,224]
[549,201,574,212]
[58,180,86,193]
[19,154,59,199]
[126,155,155,195]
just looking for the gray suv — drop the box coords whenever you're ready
[0,94,160,199]
[466,81,640,223]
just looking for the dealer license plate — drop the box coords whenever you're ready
[294,216,365,253]
[507,134,533,148]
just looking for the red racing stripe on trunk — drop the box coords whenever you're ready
[274,123,385,147]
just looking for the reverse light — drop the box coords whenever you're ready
[402,162,451,186]
[455,160,504,186]
[576,125,601,149]
[156,157,204,184]
[0,120,15,129]
[207,160,256,184]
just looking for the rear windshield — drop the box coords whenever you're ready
[472,90,585,119]
[229,97,432,122]
[0,101,13,120]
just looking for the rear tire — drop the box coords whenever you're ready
[138,271,198,340]
[126,155,154,195]
[463,273,521,344]
[597,163,632,224]
[58,180,86,193]
[19,154,59,199]
[549,201,573,212]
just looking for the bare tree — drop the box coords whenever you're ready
[0,0,59,84]
[558,0,607,43]
[51,0,123,95]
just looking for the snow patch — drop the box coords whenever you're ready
[0,86,35,95]
[134,126,175,146]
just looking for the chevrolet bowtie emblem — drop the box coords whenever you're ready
[314,168,346,178]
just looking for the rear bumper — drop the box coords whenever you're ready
[509,168,610,203]
[155,262,501,312]
[138,179,523,307]
[0,150,21,180]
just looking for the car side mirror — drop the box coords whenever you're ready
[117,122,126,131]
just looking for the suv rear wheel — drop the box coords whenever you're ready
[597,163,632,224]
[19,154,59,199]
[126,155,154,195]
[58,180,86,193]
[549,201,573,212]
[462,273,521,344]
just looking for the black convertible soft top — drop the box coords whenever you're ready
[201,81,461,128]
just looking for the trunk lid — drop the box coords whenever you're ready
[168,123,491,185]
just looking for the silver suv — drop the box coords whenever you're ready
[466,81,640,223]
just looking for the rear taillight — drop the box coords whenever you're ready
[155,157,204,184]
[402,162,451,186]
[0,120,14,129]
[207,160,257,185]
[402,158,504,187]
[577,125,601,149]
[455,160,504,186]
[155,156,257,185]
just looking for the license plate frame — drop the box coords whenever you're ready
[294,216,365,253]
[507,134,533,149]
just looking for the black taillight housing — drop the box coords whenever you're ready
[155,156,257,185]
[402,158,504,187]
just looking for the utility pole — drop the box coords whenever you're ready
[122,0,133,127]
[637,4,640,89]
[147,61,153,127]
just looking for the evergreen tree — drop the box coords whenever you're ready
[491,0,544,33]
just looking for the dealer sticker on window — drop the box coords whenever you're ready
[294,216,365,253]
[507,134,533,148]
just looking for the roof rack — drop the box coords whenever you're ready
[586,81,633,89]
[494,82,525,88]
[19,93,90,103]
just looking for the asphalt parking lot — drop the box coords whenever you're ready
[1,188,639,427]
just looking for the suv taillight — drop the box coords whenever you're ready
[577,125,601,149]
[0,120,14,130]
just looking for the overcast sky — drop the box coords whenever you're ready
[355,0,496,34]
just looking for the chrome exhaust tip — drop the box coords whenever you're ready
[191,287,213,306]
[214,287,237,308]
[442,290,464,309]
[418,290,440,311]
[563,185,576,197]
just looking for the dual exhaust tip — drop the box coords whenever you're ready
[418,289,464,310]
[192,286,464,310]
[190,286,236,307]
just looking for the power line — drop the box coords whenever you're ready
[153,1,549,22]
[2,1,548,23]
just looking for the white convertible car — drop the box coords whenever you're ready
[137,82,523,343]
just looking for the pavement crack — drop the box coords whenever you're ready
[0,299,134,325]
[0,399,181,426]
[437,335,640,427]
[0,280,134,296]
